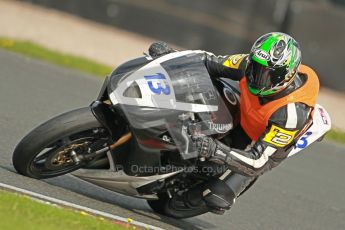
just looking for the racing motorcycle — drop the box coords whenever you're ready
[12,50,331,218]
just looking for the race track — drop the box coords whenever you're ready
[1,50,345,230]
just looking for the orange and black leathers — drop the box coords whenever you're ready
[201,52,319,177]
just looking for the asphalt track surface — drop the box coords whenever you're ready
[1,50,345,230]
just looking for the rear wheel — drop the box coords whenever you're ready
[12,107,110,179]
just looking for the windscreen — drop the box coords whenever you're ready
[162,54,218,106]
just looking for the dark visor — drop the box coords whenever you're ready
[246,61,287,91]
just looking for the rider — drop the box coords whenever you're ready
[148,32,320,214]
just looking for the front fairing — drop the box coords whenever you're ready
[108,51,234,159]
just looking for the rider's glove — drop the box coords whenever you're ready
[149,41,176,58]
[195,136,230,164]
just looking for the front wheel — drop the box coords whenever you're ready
[12,107,109,179]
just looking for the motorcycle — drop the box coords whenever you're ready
[12,50,331,218]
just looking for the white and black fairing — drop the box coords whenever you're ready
[107,51,240,175]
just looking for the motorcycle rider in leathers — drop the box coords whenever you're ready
[148,32,320,215]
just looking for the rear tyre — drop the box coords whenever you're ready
[12,107,107,179]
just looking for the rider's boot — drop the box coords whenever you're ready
[172,178,236,215]
[172,170,256,215]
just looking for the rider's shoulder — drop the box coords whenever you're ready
[222,54,249,69]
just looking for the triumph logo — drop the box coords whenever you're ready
[254,49,270,61]
[208,122,233,134]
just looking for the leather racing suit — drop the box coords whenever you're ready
[202,52,319,177]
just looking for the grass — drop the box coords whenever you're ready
[325,128,345,144]
[0,190,139,230]
[0,38,112,77]
[0,37,344,145]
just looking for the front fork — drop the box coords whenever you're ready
[90,100,126,141]
[73,100,130,162]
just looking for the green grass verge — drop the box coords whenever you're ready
[0,38,112,77]
[0,37,344,145]
[325,128,345,144]
[0,190,138,230]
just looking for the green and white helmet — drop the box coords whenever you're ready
[246,32,301,96]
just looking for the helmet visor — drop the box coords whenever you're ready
[246,61,287,95]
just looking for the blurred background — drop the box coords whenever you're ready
[1,0,344,129]
[19,0,345,91]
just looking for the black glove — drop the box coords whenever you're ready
[148,41,176,58]
[195,136,216,158]
[195,136,231,164]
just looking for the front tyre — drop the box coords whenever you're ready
[12,107,108,179]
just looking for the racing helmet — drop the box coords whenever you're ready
[245,32,301,96]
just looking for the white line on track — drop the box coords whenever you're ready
[0,182,164,230]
